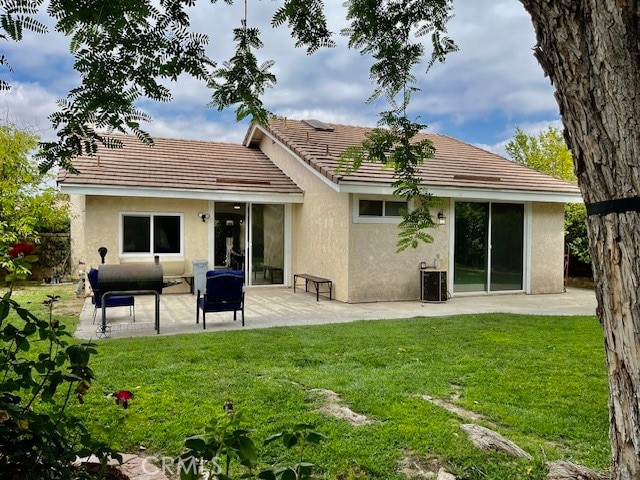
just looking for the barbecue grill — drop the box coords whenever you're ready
[96,260,165,337]
[98,263,164,294]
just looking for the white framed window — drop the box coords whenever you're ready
[120,212,184,256]
[353,195,409,224]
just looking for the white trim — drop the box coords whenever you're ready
[119,211,184,258]
[339,182,582,204]
[207,201,215,269]
[247,124,341,193]
[523,202,533,294]
[284,204,292,287]
[59,184,304,204]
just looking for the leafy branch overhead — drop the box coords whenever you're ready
[340,0,457,250]
[1,0,457,248]
[209,23,276,124]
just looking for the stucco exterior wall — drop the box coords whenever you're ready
[530,202,565,294]
[79,196,209,280]
[68,194,87,278]
[258,137,351,301]
[348,199,450,302]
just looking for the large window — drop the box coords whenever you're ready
[121,213,182,255]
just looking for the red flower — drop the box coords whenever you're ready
[8,243,35,258]
[113,390,134,409]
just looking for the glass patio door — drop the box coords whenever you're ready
[453,201,524,293]
[212,202,286,285]
[249,204,285,285]
[214,202,246,271]
[489,203,524,291]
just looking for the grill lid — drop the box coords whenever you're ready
[98,263,164,294]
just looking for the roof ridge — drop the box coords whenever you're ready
[98,132,246,149]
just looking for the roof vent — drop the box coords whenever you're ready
[302,119,334,132]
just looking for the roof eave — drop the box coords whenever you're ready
[59,183,304,204]
[338,181,583,203]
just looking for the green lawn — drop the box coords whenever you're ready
[7,285,610,479]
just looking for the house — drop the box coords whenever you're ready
[58,118,582,302]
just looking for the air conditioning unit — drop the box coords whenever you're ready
[421,270,447,302]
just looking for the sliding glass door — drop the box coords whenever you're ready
[250,204,285,285]
[489,203,524,291]
[454,201,524,293]
[213,202,285,285]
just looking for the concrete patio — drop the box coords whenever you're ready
[74,286,598,340]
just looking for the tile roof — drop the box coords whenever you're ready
[250,118,581,195]
[57,134,302,195]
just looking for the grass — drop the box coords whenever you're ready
[5,284,610,479]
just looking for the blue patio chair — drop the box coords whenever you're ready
[87,268,135,324]
[196,270,245,329]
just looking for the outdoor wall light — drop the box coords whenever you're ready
[233,203,241,210]
[437,210,446,225]
[420,261,427,270]
[198,212,210,222]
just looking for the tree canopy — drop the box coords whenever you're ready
[0,121,70,277]
[505,126,576,183]
[505,126,591,266]
[0,122,69,239]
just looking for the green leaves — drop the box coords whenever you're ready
[505,126,576,183]
[272,0,335,54]
[177,411,326,480]
[209,25,276,124]
[338,1,456,251]
[0,0,47,90]
[345,0,457,104]
[0,289,114,477]
[178,407,260,478]
[37,0,215,171]
[0,124,69,259]
[339,110,438,251]
[505,126,590,265]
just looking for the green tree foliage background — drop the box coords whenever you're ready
[505,126,591,270]
[0,122,70,275]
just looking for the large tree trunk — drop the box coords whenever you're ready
[519,1,640,479]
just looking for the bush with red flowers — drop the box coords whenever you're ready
[2,242,39,284]
[8,242,36,258]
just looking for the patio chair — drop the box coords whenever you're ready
[196,270,245,328]
[87,268,135,324]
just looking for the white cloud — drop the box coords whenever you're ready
[0,83,59,140]
[0,1,560,148]
[145,114,247,144]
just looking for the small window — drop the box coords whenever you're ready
[355,197,409,223]
[359,199,384,216]
[358,199,407,217]
[122,213,182,255]
[385,201,406,217]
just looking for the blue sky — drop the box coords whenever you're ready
[0,0,561,158]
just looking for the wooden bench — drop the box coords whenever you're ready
[263,266,284,284]
[293,273,332,301]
